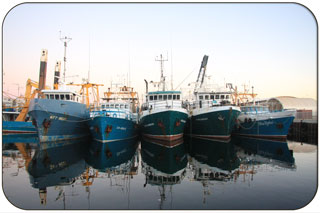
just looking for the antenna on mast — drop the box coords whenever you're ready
[88,35,91,83]
[155,54,168,91]
[59,31,72,82]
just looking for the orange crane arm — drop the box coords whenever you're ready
[15,78,49,121]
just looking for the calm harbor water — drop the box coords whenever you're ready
[2,134,317,210]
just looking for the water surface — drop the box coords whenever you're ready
[2,135,317,210]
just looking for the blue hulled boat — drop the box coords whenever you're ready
[232,105,296,141]
[28,88,90,142]
[3,121,36,134]
[88,86,139,143]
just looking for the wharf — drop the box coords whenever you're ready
[287,119,318,145]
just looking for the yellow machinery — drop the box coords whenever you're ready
[15,78,50,122]
[226,83,257,106]
[68,82,104,107]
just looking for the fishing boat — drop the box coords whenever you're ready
[28,39,91,142]
[139,54,188,147]
[232,105,296,141]
[88,85,139,143]
[28,88,90,142]
[186,55,241,142]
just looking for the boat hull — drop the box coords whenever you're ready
[139,109,188,144]
[2,121,36,134]
[28,99,90,142]
[232,114,295,141]
[88,116,138,142]
[186,106,241,142]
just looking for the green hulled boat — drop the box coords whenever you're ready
[139,55,188,147]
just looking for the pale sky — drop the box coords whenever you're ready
[2,2,318,101]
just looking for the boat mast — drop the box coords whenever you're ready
[59,31,72,82]
[155,54,168,91]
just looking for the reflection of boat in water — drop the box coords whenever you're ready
[141,138,187,209]
[84,137,139,209]
[85,137,138,171]
[27,139,88,205]
[186,137,240,203]
[187,137,240,173]
[232,136,295,168]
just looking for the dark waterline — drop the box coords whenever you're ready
[2,135,317,210]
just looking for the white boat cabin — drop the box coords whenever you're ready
[141,91,186,111]
[191,91,233,109]
[240,105,269,114]
[42,90,81,102]
[90,101,137,122]
[196,91,232,103]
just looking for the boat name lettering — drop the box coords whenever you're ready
[144,123,154,127]
[259,121,274,126]
[116,126,127,131]
[49,161,67,170]
[196,118,208,121]
[117,148,127,156]
[49,115,67,121]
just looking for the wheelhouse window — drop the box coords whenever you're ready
[226,95,229,99]
[163,95,167,100]
[60,94,65,100]
[115,104,119,108]
[168,95,172,100]
[50,94,54,99]
[125,105,128,109]
[150,96,154,101]
[45,94,49,99]
[66,94,70,100]
[210,95,214,100]
[205,95,209,100]
[215,95,219,99]
[177,95,180,100]
[55,94,60,100]
[221,95,225,99]
[154,95,158,100]
[199,95,203,100]
[173,95,176,100]
[159,95,163,100]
